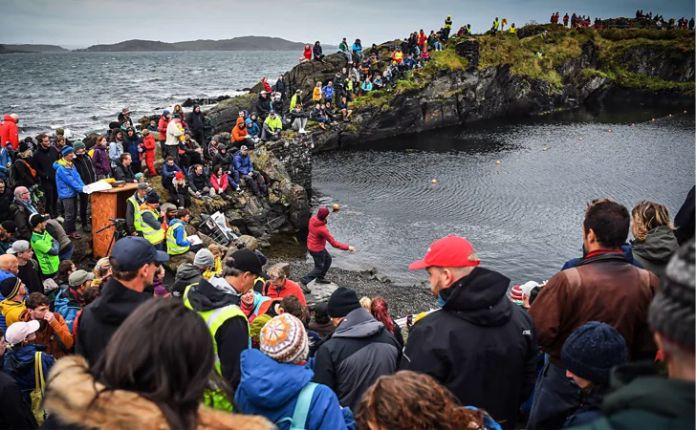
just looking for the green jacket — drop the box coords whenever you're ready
[263,115,282,132]
[31,230,60,275]
[570,363,694,430]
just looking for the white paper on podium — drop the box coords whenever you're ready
[82,181,112,194]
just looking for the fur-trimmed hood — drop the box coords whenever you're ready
[44,356,273,430]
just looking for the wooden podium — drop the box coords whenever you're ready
[91,183,139,258]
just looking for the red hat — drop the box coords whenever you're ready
[408,235,480,270]
[175,171,185,180]
[317,207,330,220]
[508,284,524,305]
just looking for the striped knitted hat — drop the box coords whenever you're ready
[260,314,309,364]
[508,284,524,305]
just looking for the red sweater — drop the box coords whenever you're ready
[262,279,307,306]
[306,215,349,253]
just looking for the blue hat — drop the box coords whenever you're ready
[163,109,171,115]
[110,236,169,272]
[561,321,628,386]
[61,146,74,157]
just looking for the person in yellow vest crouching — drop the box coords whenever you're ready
[137,192,165,250]
[166,209,203,256]
[126,183,149,236]
[182,248,264,410]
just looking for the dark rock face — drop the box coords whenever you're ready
[618,44,695,82]
[455,39,480,68]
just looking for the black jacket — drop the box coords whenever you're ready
[9,202,32,240]
[73,154,96,185]
[75,278,151,365]
[255,95,271,116]
[112,162,135,182]
[187,109,205,132]
[0,188,13,223]
[11,159,38,188]
[401,268,537,430]
[18,260,43,295]
[0,370,37,430]
[32,145,59,182]
[313,307,400,411]
[188,172,209,193]
[184,278,248,390]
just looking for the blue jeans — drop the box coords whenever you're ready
[301,249,332,284]
[527,357,580,430]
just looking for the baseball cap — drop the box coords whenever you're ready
[5,320,40,346]
[7,240,30,255]
[408,235,480,271]
[69,269,95,287]
[228,248,263,276]
[110,236,169,272]
[137,182,150,190]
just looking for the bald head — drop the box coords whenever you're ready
[13,186,29,202]
[0,254,19,275]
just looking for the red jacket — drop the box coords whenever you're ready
[262,279,307,306]
[142,134,156,152]
[210,173,229,193]
[306,215,349,253]
[157,116,169,141]
[0,115,19,150]
[303,47,312,60]
[262,79,272,93]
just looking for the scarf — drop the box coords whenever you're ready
[14,197,38,215]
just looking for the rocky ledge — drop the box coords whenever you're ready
[207,25,694,154]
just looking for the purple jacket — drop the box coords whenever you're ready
[92,145,111,177]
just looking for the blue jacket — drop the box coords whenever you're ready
[322,86,334,101]
[3,343,54,402]
[54,159,85,199]
[233,153,253,176]
[168,218,191,247]
[247,121,261,138]
[0,147,11,179]
[162,162,182,179]
[235,348,353,430]
[54,287,81,333]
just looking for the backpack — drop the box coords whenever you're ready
[53,287,80,332]
[31,352,46,425]
[276,382,317,430]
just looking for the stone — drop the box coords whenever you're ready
[306,280,340,304]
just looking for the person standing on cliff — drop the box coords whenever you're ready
[300,207,354,290]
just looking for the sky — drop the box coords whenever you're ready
[1,0,694,48]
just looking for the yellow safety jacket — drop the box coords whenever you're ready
[166,221,190,255]
[139,208,164,245]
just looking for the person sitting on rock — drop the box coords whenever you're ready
[161,156,182,195]
[360,78,373,94]
[261,111,282,142]
[187,164,213,199]
[246,113,262,143]
[166,209,201,256]
[301,44,312,62]
[324,102,337,123]
[177,132,204,169]
[233,146,267,197]
[271,92,284,119]
[255,91,271,121]
[210,164,238,199]
[313,40,324,61]
[232,121,255,150]
[290,90,303,111]
[289,104,309,134]
[112,153,136,183]
[404,53,417,69]
[138,192,165,249]
[310,103,331,130]
[337,96,353,121]
[170,171,191,208]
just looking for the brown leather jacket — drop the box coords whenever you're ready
[530,253,658,363]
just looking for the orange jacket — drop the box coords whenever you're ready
[20,311,74,358]
[231,124,248,143]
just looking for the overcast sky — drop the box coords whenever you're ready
[2,0,693,48]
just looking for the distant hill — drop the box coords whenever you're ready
[79,36,307,52]
[0,44,68,53]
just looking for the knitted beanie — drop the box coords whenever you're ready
[317,207,330,221]
[260,314,309,364]
[561,321,628,386]
[649,240,695,351]
[0,276,21,299]
[508,284,524,305]
[327,287,361,318]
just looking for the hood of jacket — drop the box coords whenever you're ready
[88,278,150,325]
[44,355,273,430]
[168,218,185,228]
[631,225,679,264]
[332,307,384,339]
[53,158,72,170]
[308,215,327,230]
[441,267,513,327]
[176,263,201,283]
[236,348,313,409]
[3,114,16,124]
[185,277,239,312]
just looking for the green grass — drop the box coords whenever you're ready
[583,67,695,94]
[350,89,392,110]
[429,46,469,71]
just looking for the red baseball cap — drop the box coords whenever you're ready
[408,235,481,270]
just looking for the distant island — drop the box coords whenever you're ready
[0,44,68,53]
[78,36,309,52]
